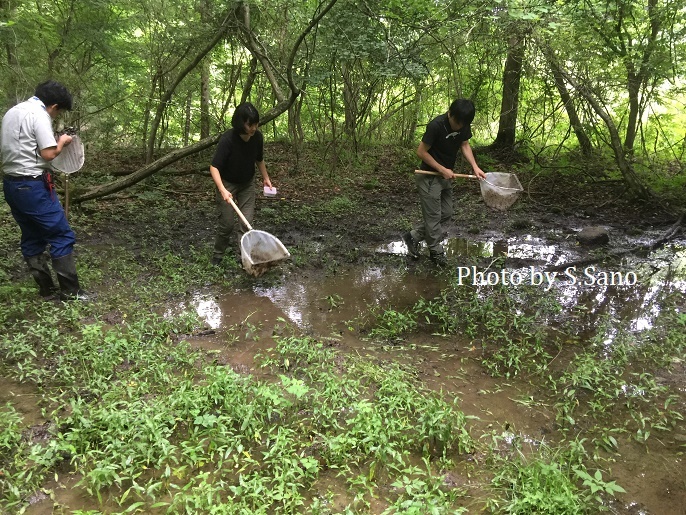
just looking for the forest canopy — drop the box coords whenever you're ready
[1,0,685,201]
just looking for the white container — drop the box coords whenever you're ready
[263,186,277,197]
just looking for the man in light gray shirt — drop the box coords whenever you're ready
[2,80,87,300]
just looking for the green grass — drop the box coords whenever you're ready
[487,440,625,514]
[0,233,477,512]
[361,270,685,513]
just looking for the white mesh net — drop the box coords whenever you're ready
[240,230,290,277]
[51,134,85,174]
[479,172,523,211]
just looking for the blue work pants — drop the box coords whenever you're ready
[3,176,75,259]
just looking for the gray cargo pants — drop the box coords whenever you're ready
[213,179,255,261]
[410,174,453,254]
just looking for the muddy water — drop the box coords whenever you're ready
[182,264,446,373]
[183,234,686,514]
[0,377,46,428]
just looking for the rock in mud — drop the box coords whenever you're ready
[577,226,610,245]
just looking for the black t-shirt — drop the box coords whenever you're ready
[419,113,472,171]
[211,128,264,184]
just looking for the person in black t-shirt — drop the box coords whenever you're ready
[209,102,273,266]
[402,99,486,266]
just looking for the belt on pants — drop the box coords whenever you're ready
[4,174,45,181]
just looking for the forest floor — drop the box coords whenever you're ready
[70,142,682,274]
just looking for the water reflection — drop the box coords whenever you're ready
[253,267,442,333]
[191,295,222,329]
[378,234,575,266]
[506,235,573,266]
[164,294,223,329]
[172,238,685,515]
[555,245,686,335]
[182,239,684,340]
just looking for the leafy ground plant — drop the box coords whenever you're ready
[487,439,624,514]
[1,284,477,514]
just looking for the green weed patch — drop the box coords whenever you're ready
[1,278,476,513]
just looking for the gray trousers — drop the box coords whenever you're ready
[213,180,255,259]
[410,174,453,253]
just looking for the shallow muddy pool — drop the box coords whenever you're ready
[179,234,686,514]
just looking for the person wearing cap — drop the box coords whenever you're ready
[402,99,487,266]
[1,80,87,300]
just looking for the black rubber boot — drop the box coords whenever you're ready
[429,251,448,267]
[25,253,58,298]
[402,231,420,259]
[52,253,89,301]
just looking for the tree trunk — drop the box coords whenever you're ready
[77,136,221,202]
[240,57,258,105]
[403,84,422,146]
[623,0,660,153]
[558,67,652,199]
[199,0,212,139]
[77,0,340,202]
[490,32,526,152]
[342,61,356,139]
[183,90,192,146]
[1,0,20,108]
[544,48,594,157]
[200,60,211,139]
[288,96,305,146]
[145,16,231,164]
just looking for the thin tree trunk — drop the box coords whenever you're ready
[544,48,593,157]
[200,60,211,138]
[240,57,258,105]
[559,68,652,199]
[403,84,422,146]
[490,32,526,152]
[199,0,212,139]
[342,61,356,139]
[288,96,305,146]
[145,14,231,163]
[184,90,192,146]
[624,0,660,153]
[1,0,20,108]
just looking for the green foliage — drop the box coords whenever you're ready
[369,307,419,340]
[319,195,357,217]
[2,0,685,202]
[0,246,475,515]
[551,310,686,445]
[0,403,55,509]
[367,279,561,377]
[488,440,625,514]
[383,458,468,514]
[0,403,22,453]
[573,468,626,502]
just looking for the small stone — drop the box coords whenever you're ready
[577,226,610,245]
